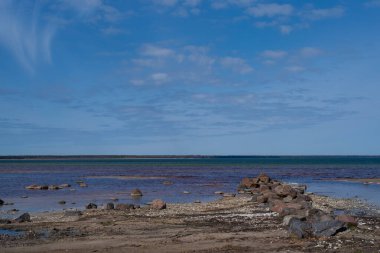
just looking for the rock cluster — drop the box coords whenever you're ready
[239,173,358,238]
[25,184,71,190]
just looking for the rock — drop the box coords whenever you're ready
[111,197,119,201]
[274,185,297,198]
[0,219,11,224]
[250,195,258,202]
[259,184,270,193]
[312,220,345,237]
[283,215,306,226]
[0,199,3,205]
[288,218,312,238]
[131,189,143,197]
[115,203,135,210]
[134,204,140,209]
[241,177,253,188]
[86,203,97,209]
[58,200,66,205]
[64,210,82,217]
[296,194,312,202]
[25,184,48,190]
[258,173,271,184]
[194,200,201,203]
[21,196,28,198]
[163,181,173,185]
[283,195,293,203]
[257,195,268,203]
[59,184,71,188]
[223,193,236,197]
[79,183,88,187]
[14,213,31,223]
[335,215,358,226]
[214,191,224,195]
[293,184,307,194]
[306,209,333,223]
[106,203,114,210]
[150,199,166,209]
[49,185,61,190]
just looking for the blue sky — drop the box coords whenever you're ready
[0,0,380,155]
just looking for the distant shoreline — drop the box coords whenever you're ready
[0,155,380,160]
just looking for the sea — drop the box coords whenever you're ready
[0,156,380,216]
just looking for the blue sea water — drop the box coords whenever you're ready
[0,156,380,215]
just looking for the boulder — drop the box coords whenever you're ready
[257,195,268,203]
[259,184,270,193]
[250,195,258,202]
[293,185,307,194]
[306,209,333,223]
[49,185,61,190]
[283,196,293,203]
[41,185,49,190]
[59,184,71,188]
[0,199,3,205]
[131,189,143,197]
[0,219,11,224]
[258,173,271,184]
[14,213,31,223]
[79,183,88,187]
[296,194,312,202]
[241,177,253,188]
[86,203,97,209]
[283,215,306,226]
[335,215,358,226]
[115,203,135,210]
[223,193,236,197]
[288,218,312,238]
[151,199,166,210]
[312,220,345,237]
[58,200,66,205]
[274,185,297,198]
[106,203,115,210]
[214,191,224,195]
[25,184,47,190]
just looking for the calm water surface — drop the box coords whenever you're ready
[0,156,380,216]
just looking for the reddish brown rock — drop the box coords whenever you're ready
[131,189,143,197]
[274,185,297,198]
[151,199,166,210]
[257,195,268,203]
[258,173,271,184]
[241,177,253,188]
[259,184,270,193]
[115,203,135,210]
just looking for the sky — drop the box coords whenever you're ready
[0,0,380,155]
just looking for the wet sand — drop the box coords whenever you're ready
[1,194,379,253]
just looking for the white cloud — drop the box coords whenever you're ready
[152,0,178,7]
[62,0,102,14]
[247,4,294,17]
[285,66,305,73]
[303,6,345,20]
[183,0,202,7]
[220,57,253,74]
[279,25,292,34]
[151,73,169,83]
[261,50,288,59]
[299,47,323,58]
[141,45,175,57]
[0,1,55,73]
[365,0,380,7]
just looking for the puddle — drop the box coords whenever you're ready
[0,228,24,236]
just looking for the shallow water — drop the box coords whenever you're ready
[0,156,379,215]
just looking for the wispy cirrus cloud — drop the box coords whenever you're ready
[0,1,55,73]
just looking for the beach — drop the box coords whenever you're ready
[1,193,380,252]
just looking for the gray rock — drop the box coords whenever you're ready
[288,218,312,238]
[106,202,114,210]
[58,200,66,205]
[283,195,293,203]
[312,220,345,237]
[115,203,135,210]
[0,198,4,205]
[14,213,31,223]
[283,215,306,226]
[86,203,97,209]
